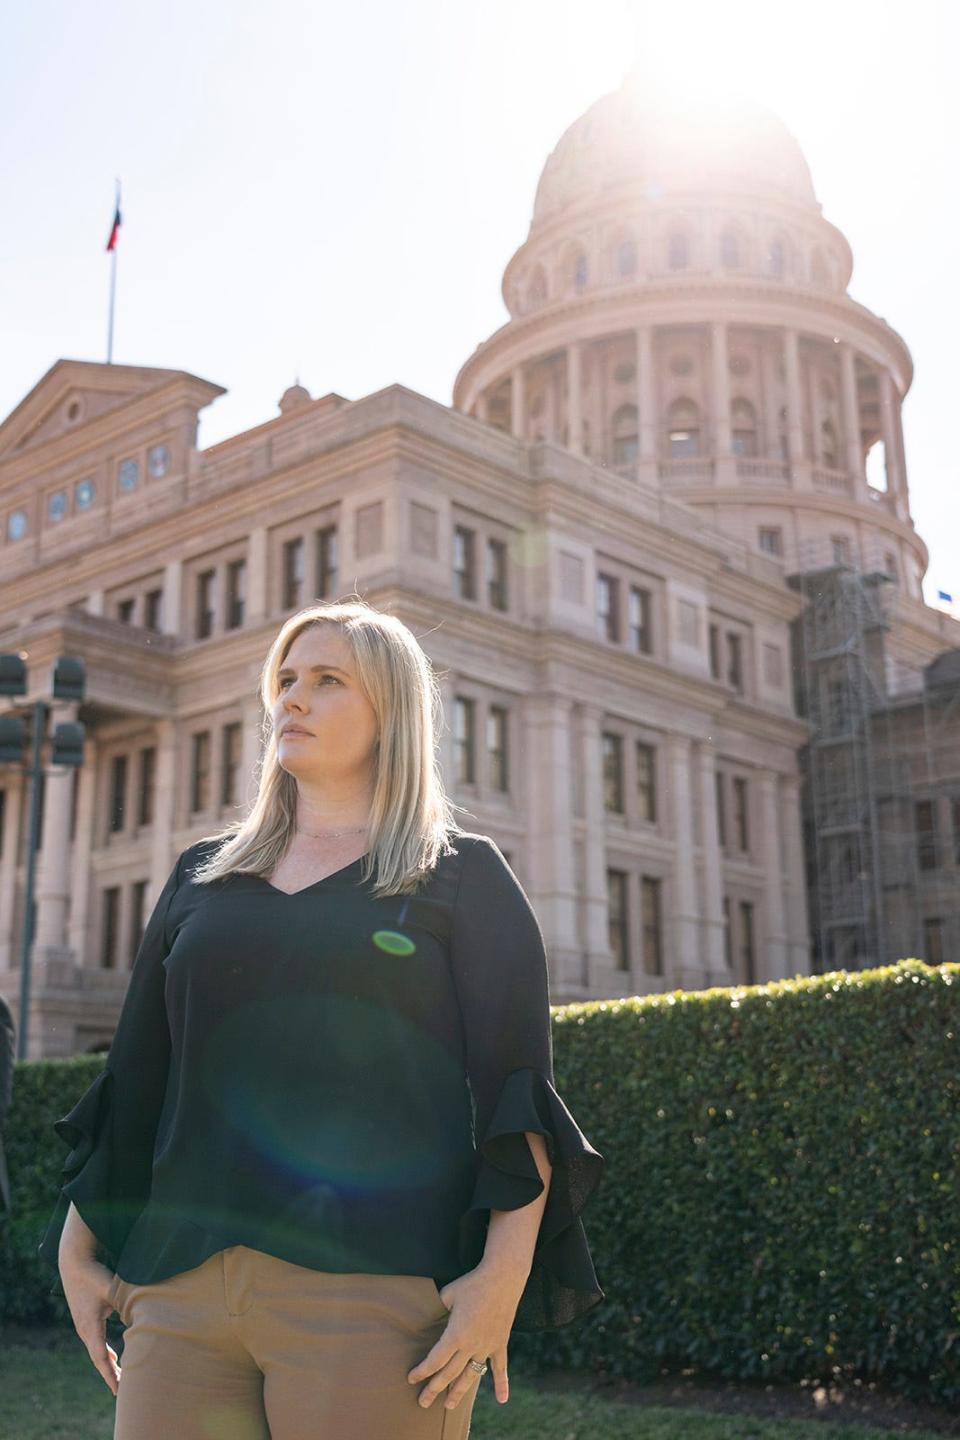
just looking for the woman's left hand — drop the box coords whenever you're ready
[406,1260,524,1411]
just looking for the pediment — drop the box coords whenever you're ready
[0,359,216,462]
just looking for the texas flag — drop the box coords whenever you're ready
[105,201,122,252]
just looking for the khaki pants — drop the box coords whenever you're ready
[109,1245,482,1439]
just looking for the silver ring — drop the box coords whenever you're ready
[468,1359,488,1374]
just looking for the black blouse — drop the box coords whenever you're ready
[37,831,605,1331]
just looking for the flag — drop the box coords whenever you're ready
[938,590,953,603]
[106,202,122,252]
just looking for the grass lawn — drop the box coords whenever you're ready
[2,1323,956,1440]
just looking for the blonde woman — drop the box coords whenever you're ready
[39,598,604,1439]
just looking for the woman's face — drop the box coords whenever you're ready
[271,624,379,783]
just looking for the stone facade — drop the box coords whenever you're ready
[2,78,958,1057]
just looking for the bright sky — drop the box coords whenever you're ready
[2,0,957,606]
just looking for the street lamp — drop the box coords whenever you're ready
[0,653,86,1060]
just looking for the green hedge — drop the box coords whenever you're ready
[4,958,959,1406]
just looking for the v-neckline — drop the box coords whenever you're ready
[256,852,370,898]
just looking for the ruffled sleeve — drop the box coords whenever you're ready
[36,850,184,1296]
[450,836,605,1331]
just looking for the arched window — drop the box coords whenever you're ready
[810,249,829,287]
[668,232,689,270]
[666,399,701,457]
[731,399,758,457]
[617,237,638,278]
[768,238,785,277]
[573,251,589,291]
[611,404,639,465]
[821,420,839,468]
[529,265,548,306]
[720,231,740,268]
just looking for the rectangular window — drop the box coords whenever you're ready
[226,559,246,630]
[454,697,475,783]
[0,789,5,859]
[953,797,960,866]
[101,886,121,970]
[739,900,755,981]
[453,526,476,600]
[596,574,619,642]
[144,588,163,631]
[709,622,720,680]
[641,875,663,975]
[606,869,628,969]
[487,538,508,611]
[191,731,211,813]
[196,569,216,639]
[129,879,148,966]
[487,706,509,791]
[137,746,156,827]
[758,527,783,556]
[221,722,243,806]
[727,632,743,692]
[915,800,937,870]
[733,776,749,852]
[715,769,726,847]
[629,585,652,654]
[282,538,305,610]
[602,732,624,813]
[109,754,127,834]
[723,895,732,969]
[117,597,135,624]
[316,525,338,599]
[923,917,944,964]
[636,742,656,822]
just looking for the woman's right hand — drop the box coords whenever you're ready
[59,1256,123,1398]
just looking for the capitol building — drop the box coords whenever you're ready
[2,75,958,1056]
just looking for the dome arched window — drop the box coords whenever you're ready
[573,251,589,292]
[768,239,785,277]
[611,404,639,465]
[720,231,740,268]
[821,420,839,468]
[810,248,829,287]
[731,399,758,457]
[666,398,701,457]
[668,232,689,270]
[617,238,638,278]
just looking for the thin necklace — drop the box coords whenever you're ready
[296,824,368,839]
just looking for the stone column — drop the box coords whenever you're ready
[436,671,456,794]
[475,391,489,424]
[521,694,579,990]
[879,370,910,522]
[66,738,98,964]
[151,720,178,905]
[810,353,826,468]
[636,325,657,463]
[783,329,811,490]
[668,732,703,985]
[574,703,613,962]
[567,343,583,456]
[163,559,182,636]
[760,335,781,464]
[0,772,24,970]
[711,322,734,483]
[696,739,727,978]
[86,591,105,616]
[839,342,863,483]
[759,769,789,979]
[247,526,268,626]
[510,366,526,440]
[33,703,78,961]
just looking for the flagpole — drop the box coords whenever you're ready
[107,177,120,363]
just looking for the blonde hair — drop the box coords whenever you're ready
[189,596,473,898]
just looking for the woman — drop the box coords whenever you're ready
[38,597,605,1439]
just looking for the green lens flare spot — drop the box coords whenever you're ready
[372,929,417,956]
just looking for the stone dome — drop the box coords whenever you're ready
[532,81,819,228]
